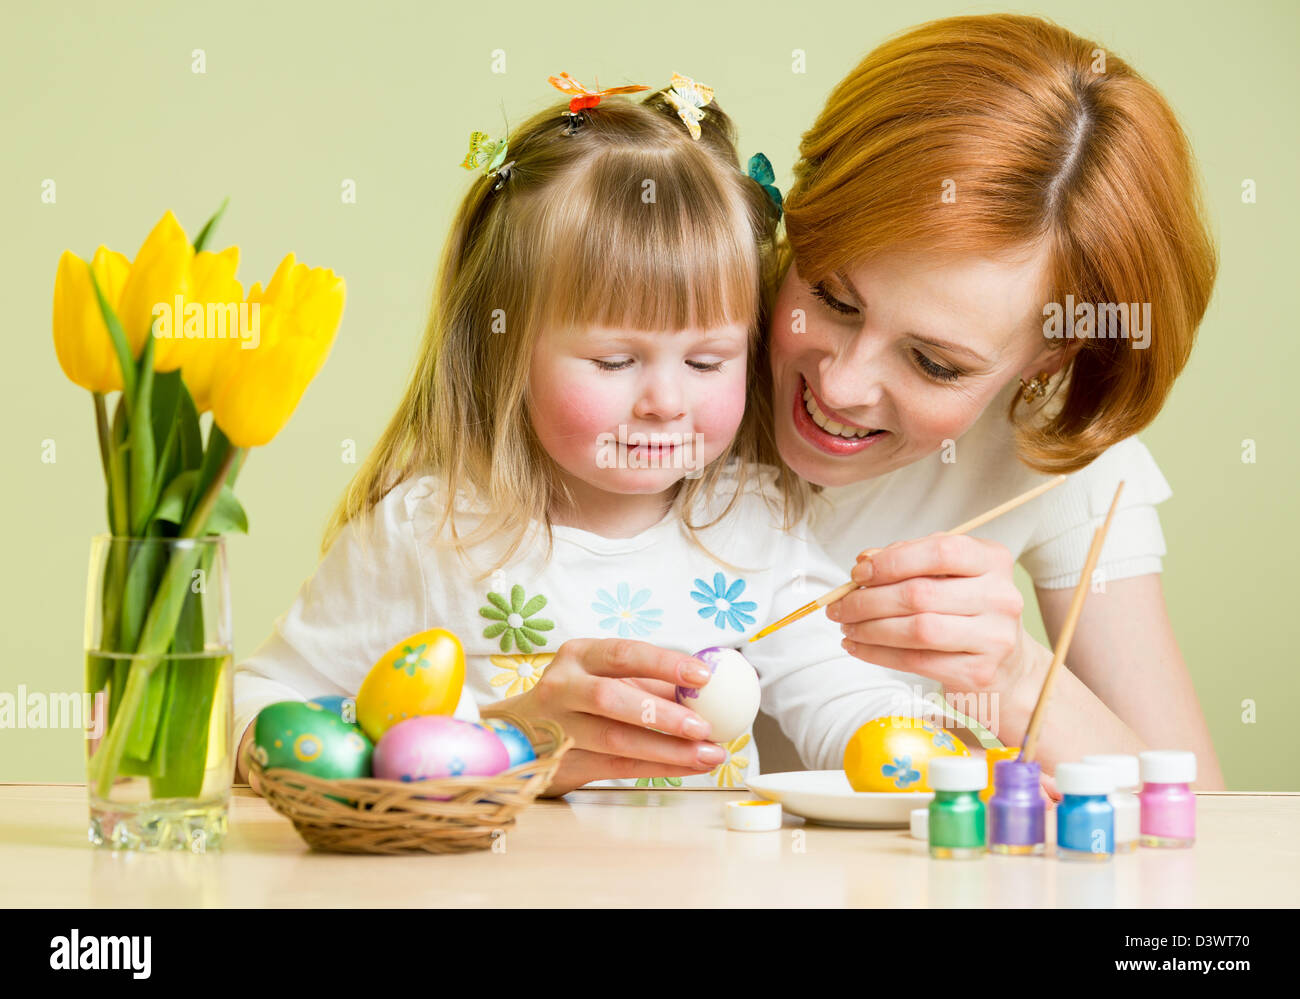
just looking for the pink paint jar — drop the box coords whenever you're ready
[1137,750,1196,848]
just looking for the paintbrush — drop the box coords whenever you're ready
[746,474,1069,643]
[1020,480,1125,762]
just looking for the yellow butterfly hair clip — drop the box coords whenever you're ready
[460,130,515,189]
[663,73,714,140]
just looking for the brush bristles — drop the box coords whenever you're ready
[747,600,818,642]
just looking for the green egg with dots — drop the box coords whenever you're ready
[253,700,373,781]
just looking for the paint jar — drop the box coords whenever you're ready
[1055,763,1114,861]
[1082,754,1140,853]
[928,757,986,860]
[980,746,1022,803]
[988,759,1045,855]
[1138,750,1196,848]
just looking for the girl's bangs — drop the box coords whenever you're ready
[531,153,761,336]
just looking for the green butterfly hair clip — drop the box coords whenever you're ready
[747,153,783,219]
[460,130,515,190]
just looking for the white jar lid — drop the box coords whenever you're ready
[1082,753,1140,790]
[1055,762,1115,796]
[928,757,986,791]
[910,807,929,840]
[1139,750,1196,784]
[725,799,782,831]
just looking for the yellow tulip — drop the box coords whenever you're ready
[116,210,194,371]
[208,253,345,447]
[179,247,245,413]
[52,246,131,393]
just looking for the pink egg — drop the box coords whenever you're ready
[373,716,510,800]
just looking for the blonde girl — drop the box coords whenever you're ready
[234,81,931,793]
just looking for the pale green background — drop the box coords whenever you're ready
[2,1,1296,788]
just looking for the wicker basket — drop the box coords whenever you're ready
[243,709,573,854]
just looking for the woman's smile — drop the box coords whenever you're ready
[792,373,891,455]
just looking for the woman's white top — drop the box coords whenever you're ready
[809,380,1174,697]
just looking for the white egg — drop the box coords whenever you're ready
[451,683,480,723]
[675,647,761,744]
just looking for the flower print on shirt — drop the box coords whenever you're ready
[592,582,663,638]
[635,776,685,788]
[480,584,555,653]
[489,653,555,697]
[690,572,757,632]
[708,733,751,788]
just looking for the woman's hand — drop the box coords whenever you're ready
[826,533,1037,709]
[489,637,728,797]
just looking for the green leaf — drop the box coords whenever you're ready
[124,661,169,765]
[510,584,525,612]
[87,265,136,407]
[153,471,200,527]
[146,371,184,508]
[184,423,231,526]
[149,370,183,454]
[176,386,204,472]
[153,471,247,535]
[128,336,157,535]
[479,606,507,621]
[199,486,248,535]
[482,622,507,639]
[526,617,555,632]
[118,539,169,654]
[150,545,222,797]
[519,627,546,648]
[192,197,230,254]
[486,591,510,614]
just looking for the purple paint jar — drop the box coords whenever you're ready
[987,759,1046,855]
[1138,750,1196,848]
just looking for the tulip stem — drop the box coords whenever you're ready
[182,446,239,539]
[93,392,111,486]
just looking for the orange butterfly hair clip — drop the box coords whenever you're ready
[547,72,650,112]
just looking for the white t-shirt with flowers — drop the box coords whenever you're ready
[233,464,928,788]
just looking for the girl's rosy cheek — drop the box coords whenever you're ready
[694,376,748,439]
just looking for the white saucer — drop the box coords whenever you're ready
[745,770,932,827]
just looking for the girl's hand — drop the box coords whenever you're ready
[491,637,728,797]
[826,533,1034,705]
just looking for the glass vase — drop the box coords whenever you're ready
[84,534,232,851]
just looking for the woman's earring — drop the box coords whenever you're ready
[1019,370,1050,403]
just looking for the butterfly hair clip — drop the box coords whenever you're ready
[460,130,515,190]
[548,72,650,118]
[663,73,714,141]
[747,153,783,219]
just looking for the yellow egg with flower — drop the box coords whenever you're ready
[355,629,465,743]
[843,716,969,792]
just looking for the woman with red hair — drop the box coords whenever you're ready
[756,13,1222,788]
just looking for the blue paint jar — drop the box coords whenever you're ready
[1054,763,1115,861]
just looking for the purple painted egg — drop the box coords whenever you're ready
[373,716,510,799]
[674,646,760,744]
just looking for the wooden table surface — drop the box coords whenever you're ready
[2,784,1297,907]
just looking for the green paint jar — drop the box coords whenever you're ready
[928,757,987,859]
